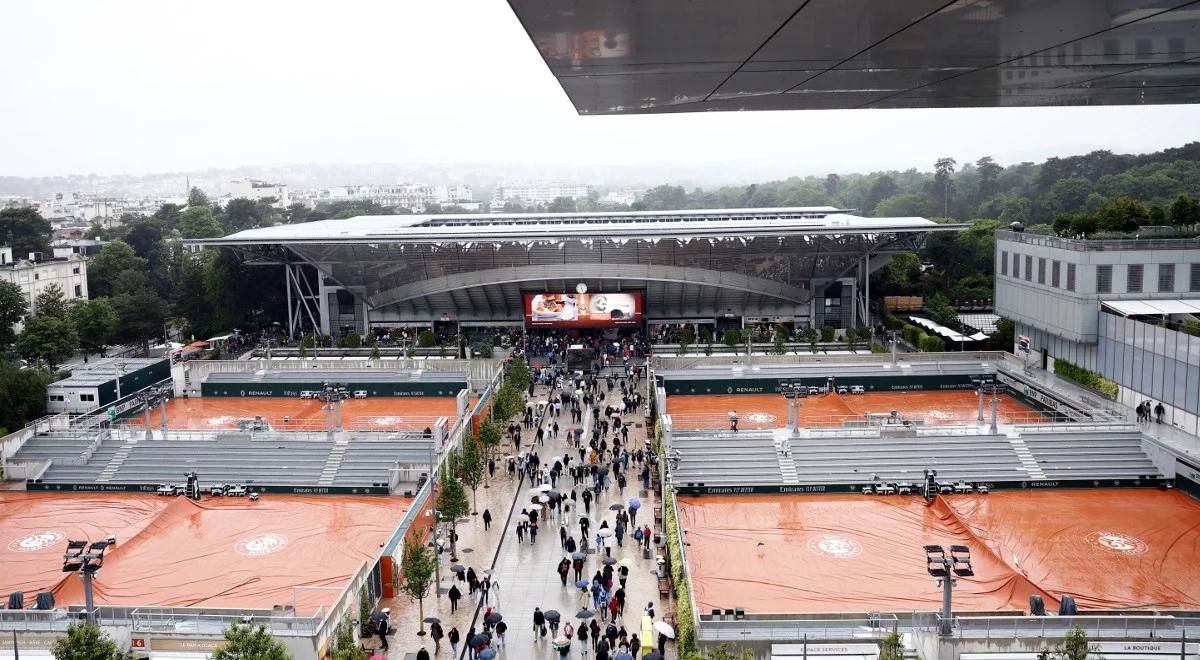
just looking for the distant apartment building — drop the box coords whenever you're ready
[601,190,642,206]
[290,183,475,213]
[492,181,592,207]
[0,247,89,329]
[227,179,290,208]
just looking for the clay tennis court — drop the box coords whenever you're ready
[133,396,459,431]
[2,492,410,614]
[666,391,1040,429]
[677,489,1200,615]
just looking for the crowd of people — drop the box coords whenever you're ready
[431,362,670,660]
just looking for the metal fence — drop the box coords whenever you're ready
[697,615,900,641]
[945,615,1200,640]
[131,608,321,637]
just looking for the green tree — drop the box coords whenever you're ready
[932,157,956,217]
[477,416,502,460]
[975,156,1002,201]
[1095,196,1149,233]
[803,327,818,353]
[330,614,358,660]
[87,241,146,298]
[71,298,116,356]
[0,208,52,256]
[400,532,437,636]
[705,643,755,660]
[153,202,183,229]
[919,334,946,352]
[874,192,931,218]
[506,356,532,392]
[820,325,835,343]
[111,290,169,354]
[417,329,436,348]
[222,198,265,233]
[0,281,28,350]
[547,196,578,213]
[179,205,223,239]
[926,294,958,327]
[824,173,841,197]
[50,622,131,660]
[877,632,905,660]
[1038,625,1097,659]
[460,436,485,513]
[211,624,290,660]
[993,317,1015,353]
[679,326,694,355]
[358,586,372,637]
[34,283,71,319]
[435,475,470,559]
[1168,193,1200,226]
[17,314,78,369]
[845,327,858,351]
[336,332,362,349]
[722,329,742,347]
[773,324,789,355]
[187,187,210,208]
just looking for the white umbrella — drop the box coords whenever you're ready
[653,621,676,639]
[538,484,553,492]
[597,527,614,538]
[538,495,550,503]
[527,503,543,511]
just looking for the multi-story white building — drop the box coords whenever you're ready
[492,181,592,207]
[995,229,1200,434]
[0,247,89,330]
[601,190,642,206]
[288,183,475,213]
[227,179,289,208]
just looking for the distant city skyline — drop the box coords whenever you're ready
[2,1,1199,179]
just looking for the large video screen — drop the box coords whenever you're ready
[524,292,643,328]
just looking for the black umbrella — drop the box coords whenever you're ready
[449,564,466,573]
[602,556,617,566]
[484,612,503,625]
[423,616,441,624]
[609,503,625,511]
[468,633,491,648]
[575,609,595,619]
[571,551,587,560]
[543,610,561,622]
[644,653,664,660]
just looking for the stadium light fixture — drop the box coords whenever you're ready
[924,543,972,635]
[62,539,113,624]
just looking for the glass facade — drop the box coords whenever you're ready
[1098,312,1200,418]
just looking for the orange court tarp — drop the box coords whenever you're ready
[666,391,1040,429]
[1,492,410,614]
[677,489,1200,615]
[133,396,458,431]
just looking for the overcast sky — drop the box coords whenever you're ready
[3,0,1199,178]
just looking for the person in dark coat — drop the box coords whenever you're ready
[577,619,589,655]
[416,646,430,660]
[483,509,492,530]
[429,621,444,654]
[375,608,391,650]
[658,631,668,654]
[533,607,546,637]
[448,627,461,657]
[557,557,571,586]
[448,584,462,613]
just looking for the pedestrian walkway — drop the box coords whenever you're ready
[381,372,675,659]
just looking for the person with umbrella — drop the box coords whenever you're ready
[369,608,391,650]
[448,584,462,613]
[654,620,675,655]
[429,620,444,654]
[628,497,640,526]
[448,626,461,658]
[546,609,561,637]
[557,557,571,586]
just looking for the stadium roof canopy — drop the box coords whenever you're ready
[506,0,1200,114]
[193,208,964,325]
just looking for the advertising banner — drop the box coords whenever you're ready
[524,292,643,327]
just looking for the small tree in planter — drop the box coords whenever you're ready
[846,327,858,351]
[803,327,818,353]
[399,532,436,637]
[417,330,436,348]
[722,328,742,347]
[820,325,836,343]
[678,326,694,355]
[773,324,789,355]
[698,327,713,355]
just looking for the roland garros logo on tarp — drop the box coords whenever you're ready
[807,534,863,559]
[234,533,289,556]
[7,530,67,552]
[1086,531,1148,556]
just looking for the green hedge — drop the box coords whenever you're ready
[1054,359,1119,399]
[919,334,946,352]
[664,486,697,655]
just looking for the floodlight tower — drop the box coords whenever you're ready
[924,544,974,635]
[63,538,115,625]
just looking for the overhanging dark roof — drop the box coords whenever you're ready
[506,0,1200,114]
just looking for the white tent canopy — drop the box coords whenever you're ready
[908,316,988,343]
[1102,298,1200,316]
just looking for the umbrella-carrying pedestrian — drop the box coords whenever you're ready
[448,585,462,613]
[533,607,547,638]
[558,557,571,586]
[449,627,461,657]
[430,621,444,654]
[375,608,390,650]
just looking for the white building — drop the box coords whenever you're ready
[492,181,592,207]
[0,247,89,330]
[228,179,290,208]
[602,190,642,206]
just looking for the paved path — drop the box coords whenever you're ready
[381,373,675,660]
